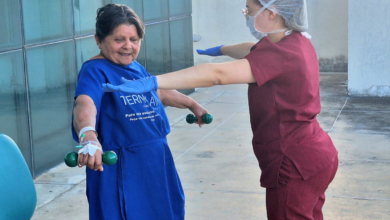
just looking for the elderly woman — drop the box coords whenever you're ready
[72,4,208,220]
[104,0,339,219]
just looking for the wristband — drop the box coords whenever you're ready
[78,126,98,140]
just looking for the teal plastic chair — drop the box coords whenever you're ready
[0,134,36,220]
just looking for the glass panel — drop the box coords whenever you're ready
[112,0,144,21]
[170,17,194,71]
[26,41,76,175]
[76,36,100,72]
[143,0,168,22]
[170,17,194,94]
[73,0,110,36]
[144,22,171,75]
[169,0,192,17]
[0,50,31,171]
[22,0,73,45]
[0,0,23,50]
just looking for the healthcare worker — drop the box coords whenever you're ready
[103,0,339,219]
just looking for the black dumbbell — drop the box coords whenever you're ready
[186,113,213,124]
[64,151,118,167]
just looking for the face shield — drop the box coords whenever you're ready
[254,0,309,36]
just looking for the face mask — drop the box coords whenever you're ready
[246,15,266,40]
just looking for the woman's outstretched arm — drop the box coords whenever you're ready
[102,59,256,93]
[197,43,255,59]
[220,43,256,59]
[157,58,256,90]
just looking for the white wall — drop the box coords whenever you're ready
[307,0,348,72]
[192,0,349,72]
[192,0,255,65]
[348,0,390,97]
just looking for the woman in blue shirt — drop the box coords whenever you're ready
[72,4,208,220]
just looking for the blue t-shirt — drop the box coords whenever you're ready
[72,59,170,148]
[71,59,184,219]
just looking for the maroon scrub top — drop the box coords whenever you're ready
[244,32,338,188]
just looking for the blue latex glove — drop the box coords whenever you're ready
[102,76,158,94]
[196,45,224,56]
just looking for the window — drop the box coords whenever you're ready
[26,41,76,174]
[22,0,73,45]
[0,0,22,50]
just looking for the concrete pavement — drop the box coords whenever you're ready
[32,73,390,219]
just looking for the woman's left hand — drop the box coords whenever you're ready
[196,45,224,56]
[156,89,210,128]
[189,103,209,128]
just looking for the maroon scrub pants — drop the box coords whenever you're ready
[266,156,338,220]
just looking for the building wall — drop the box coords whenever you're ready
[308,0,348,72]
[192,0,349,72]
[192,0,254,65]
[348,0,390,97]
[0,0,193,177]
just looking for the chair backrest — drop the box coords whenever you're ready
[0,134,36,220]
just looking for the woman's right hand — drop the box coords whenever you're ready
[77,131,104,171]
[196,45,224,56]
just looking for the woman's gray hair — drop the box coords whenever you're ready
[96,4,145,41]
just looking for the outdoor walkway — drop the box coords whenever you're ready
[31,73,390,220]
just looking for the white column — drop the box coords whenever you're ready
[348,0,390,96]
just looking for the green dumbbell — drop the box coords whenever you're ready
[64,151,118,167]
[186,113,213,124]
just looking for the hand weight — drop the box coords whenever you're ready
[64,151,118,167]
[186,113,213,124]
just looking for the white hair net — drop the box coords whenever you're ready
[259,0,308,32]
